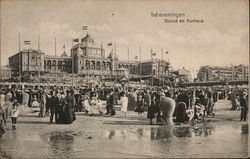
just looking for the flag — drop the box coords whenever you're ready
[151,52,156,56]
[82,26,88,30]
[73,38,79,42]
[24,40,30,45]
[107,42,112,46]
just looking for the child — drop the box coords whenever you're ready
[83,96,91,115]
[96,98,104,116]
[120,92,128,117]
[10,103,19,130]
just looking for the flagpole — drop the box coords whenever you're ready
[139,45,142,89]
[38,34,41,88]
[127,45,130,89]
[101,42,103,83]
[19,33,21,84]
[55,37,57,87]
[19,33,21,52]
[127,45,129,62]
[115,42,117,84]
[86,37,89,89]
[151,48,153,88]
[161,48,163,87]
[166,51,171,88]
[38,34,40,50]
[72,40,74,86]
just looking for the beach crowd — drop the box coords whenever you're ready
[0,85,248,137]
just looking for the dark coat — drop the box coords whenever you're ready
[50,96,60,112]
[177,94,189,108]
[63,94,75,124]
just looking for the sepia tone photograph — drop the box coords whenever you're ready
[0,0,249,158]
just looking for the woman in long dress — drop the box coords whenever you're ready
[147,92,159,124]
[135,92,144,116]
[61,90,75,124]
[120,92,128,117]
[38,91,46,117]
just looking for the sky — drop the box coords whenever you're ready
[0,0,249,78]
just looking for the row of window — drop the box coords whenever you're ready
[44,60,72,65]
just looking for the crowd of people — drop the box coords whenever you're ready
[0,85,248,137]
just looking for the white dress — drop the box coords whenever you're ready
[120,96,128,112]
[10,108,19,118]
[83,100,90,112]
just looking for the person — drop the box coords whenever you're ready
[0,121,5,138]
[96,98,104,116]
[16,90,23,104]
[22,89,29,107]
[63,90,75,124]
[75,94,83,112]
[0,91,6,125]
[10,102,19,130]
[201,93,210,117]
[50,91,60,124]
[32,95,39,108]
[5,90,13,121]
[90,88,97,100]
[159,93,176,125]
[175,102,189,123]
[230,91,237,110]
[147,92,160,125]
[144,90,151,112]
[106,90,116,116]
[240,91,248,121]
[193,98,205,121]
[120,92,128,117]
[38,91,46,117]
[45,92,52,117]
[127,89,137,111]
[83,95,91,114]
[135,92,144,116]
[176,91,190,109]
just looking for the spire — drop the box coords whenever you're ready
[61,45,68,57]
[61,51,68,57]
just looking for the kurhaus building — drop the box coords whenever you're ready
[8,34,170,83]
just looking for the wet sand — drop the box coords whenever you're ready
[0,100,248,158]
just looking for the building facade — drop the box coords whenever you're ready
[197,65,249,82]
[0,66,13,81]
[172,67,192,83]
[7,34,170,84]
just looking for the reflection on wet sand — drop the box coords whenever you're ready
[241,124,248,134]
[49,132,74,158]
[150,127,174,140]
[104,124,215,141]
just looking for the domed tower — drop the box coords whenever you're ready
[71,33,106,75]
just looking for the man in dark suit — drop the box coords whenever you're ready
[50,91,60,123]
[240,91,248,121]
[107,90,116,116]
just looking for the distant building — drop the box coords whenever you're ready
[172,67,192,83]
[197,65,249,81]
[9,49,45,78]
[0,65,13,81]
[7,33,170,84]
